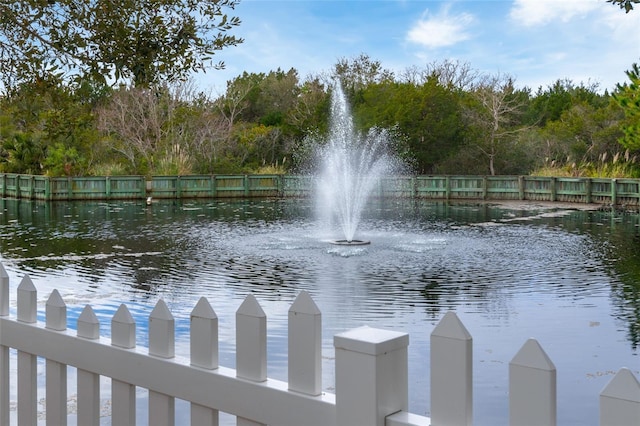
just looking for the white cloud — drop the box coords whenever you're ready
[509,0,600,27]
[599,4,640,39]
[406,6,475,49]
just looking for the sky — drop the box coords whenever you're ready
[198,0,640,95]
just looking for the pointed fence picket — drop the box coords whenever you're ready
[509,338,557,426]
[111,304,136,426]
[45,290,67,426]
[190,297,218,426]
[16,276,37,426]
[0,263,638,426]
[149,300,176,426]
[430,311,472,426]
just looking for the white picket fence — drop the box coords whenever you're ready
[0,263,638,426]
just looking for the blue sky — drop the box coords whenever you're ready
[199,0,640,94]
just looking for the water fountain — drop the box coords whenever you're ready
[315,84,399,245]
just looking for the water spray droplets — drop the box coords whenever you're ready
[317,85,400,242]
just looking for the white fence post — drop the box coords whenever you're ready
[600,367,640,425]
[45,290,67,426]
[77,305,101,426]
[149,299,176,426]
[17,275,37,426]
[0,264,8,315]
[190,297,219,426]
[111,304,137,426]
[0,263,10,426]
[334,326,409,426]
[509,338,556,426]
[430,311,472,426]
[236,294,267,426]
[288,290,322,396]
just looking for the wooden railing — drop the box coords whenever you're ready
[0,174,639,208]
[0,173,640,210]
[0,263,638,425]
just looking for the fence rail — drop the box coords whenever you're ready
[0,263,638,426]
[0,174,639,208]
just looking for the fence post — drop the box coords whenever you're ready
[211,175,218,198]
[46,176,53,200]
[431,311,472,426]
[15,174,21,199]
[550,177,557,201]
[445,176,451,200]
[46,290,68,426]
[111,304,137,426]
[105,176,111,199]
[190,297,219,426]
[0,264,8,426]
[611,178,618,208]
[277,174,284,197]
[149,299,176,426]
[288,291,322,396]
[334,326,409,426]
[17,275,37,426]
[482,176,488,200]
[600,367,640,425]
[29,175,35,199]
[509,338,556,426]
[244,175,250,197]
[77,305,101,426]
[236,294,267,426]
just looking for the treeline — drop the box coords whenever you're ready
[0,56,639,178]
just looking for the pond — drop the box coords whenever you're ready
[0,197,638,425]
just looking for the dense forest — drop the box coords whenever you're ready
[0,1,638,178]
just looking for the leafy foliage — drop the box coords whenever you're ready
[0,55,635,178]
[607,0,639,12]
[356,79,463,173]
[0,75,103,175]
[0,0,243,87]
[613,63,640,151]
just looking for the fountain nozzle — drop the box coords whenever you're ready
[330,239,371,246]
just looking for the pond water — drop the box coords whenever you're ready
[0,197,638,425]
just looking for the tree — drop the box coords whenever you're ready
[287,77,329,136]
[607,0,639,12]
[530,79,603,126]
[541,101,624,164]
[613,63,640,151]
[357,79,464,173]
[399,59,480,92]
[464,74,531,175]
[216,73,261,131]
[332,54,395,101]
[0,0,243,87]
[0,75,102,175]
[96,86,168,173]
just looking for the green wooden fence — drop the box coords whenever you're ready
[0,173,638,208]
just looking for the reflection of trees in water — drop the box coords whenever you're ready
[545,211,640,350]
[0,199,199,298]
[603,228,640,350]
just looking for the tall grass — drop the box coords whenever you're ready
[532,151,640,178]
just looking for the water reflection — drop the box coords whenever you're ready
[0,198,638,425]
